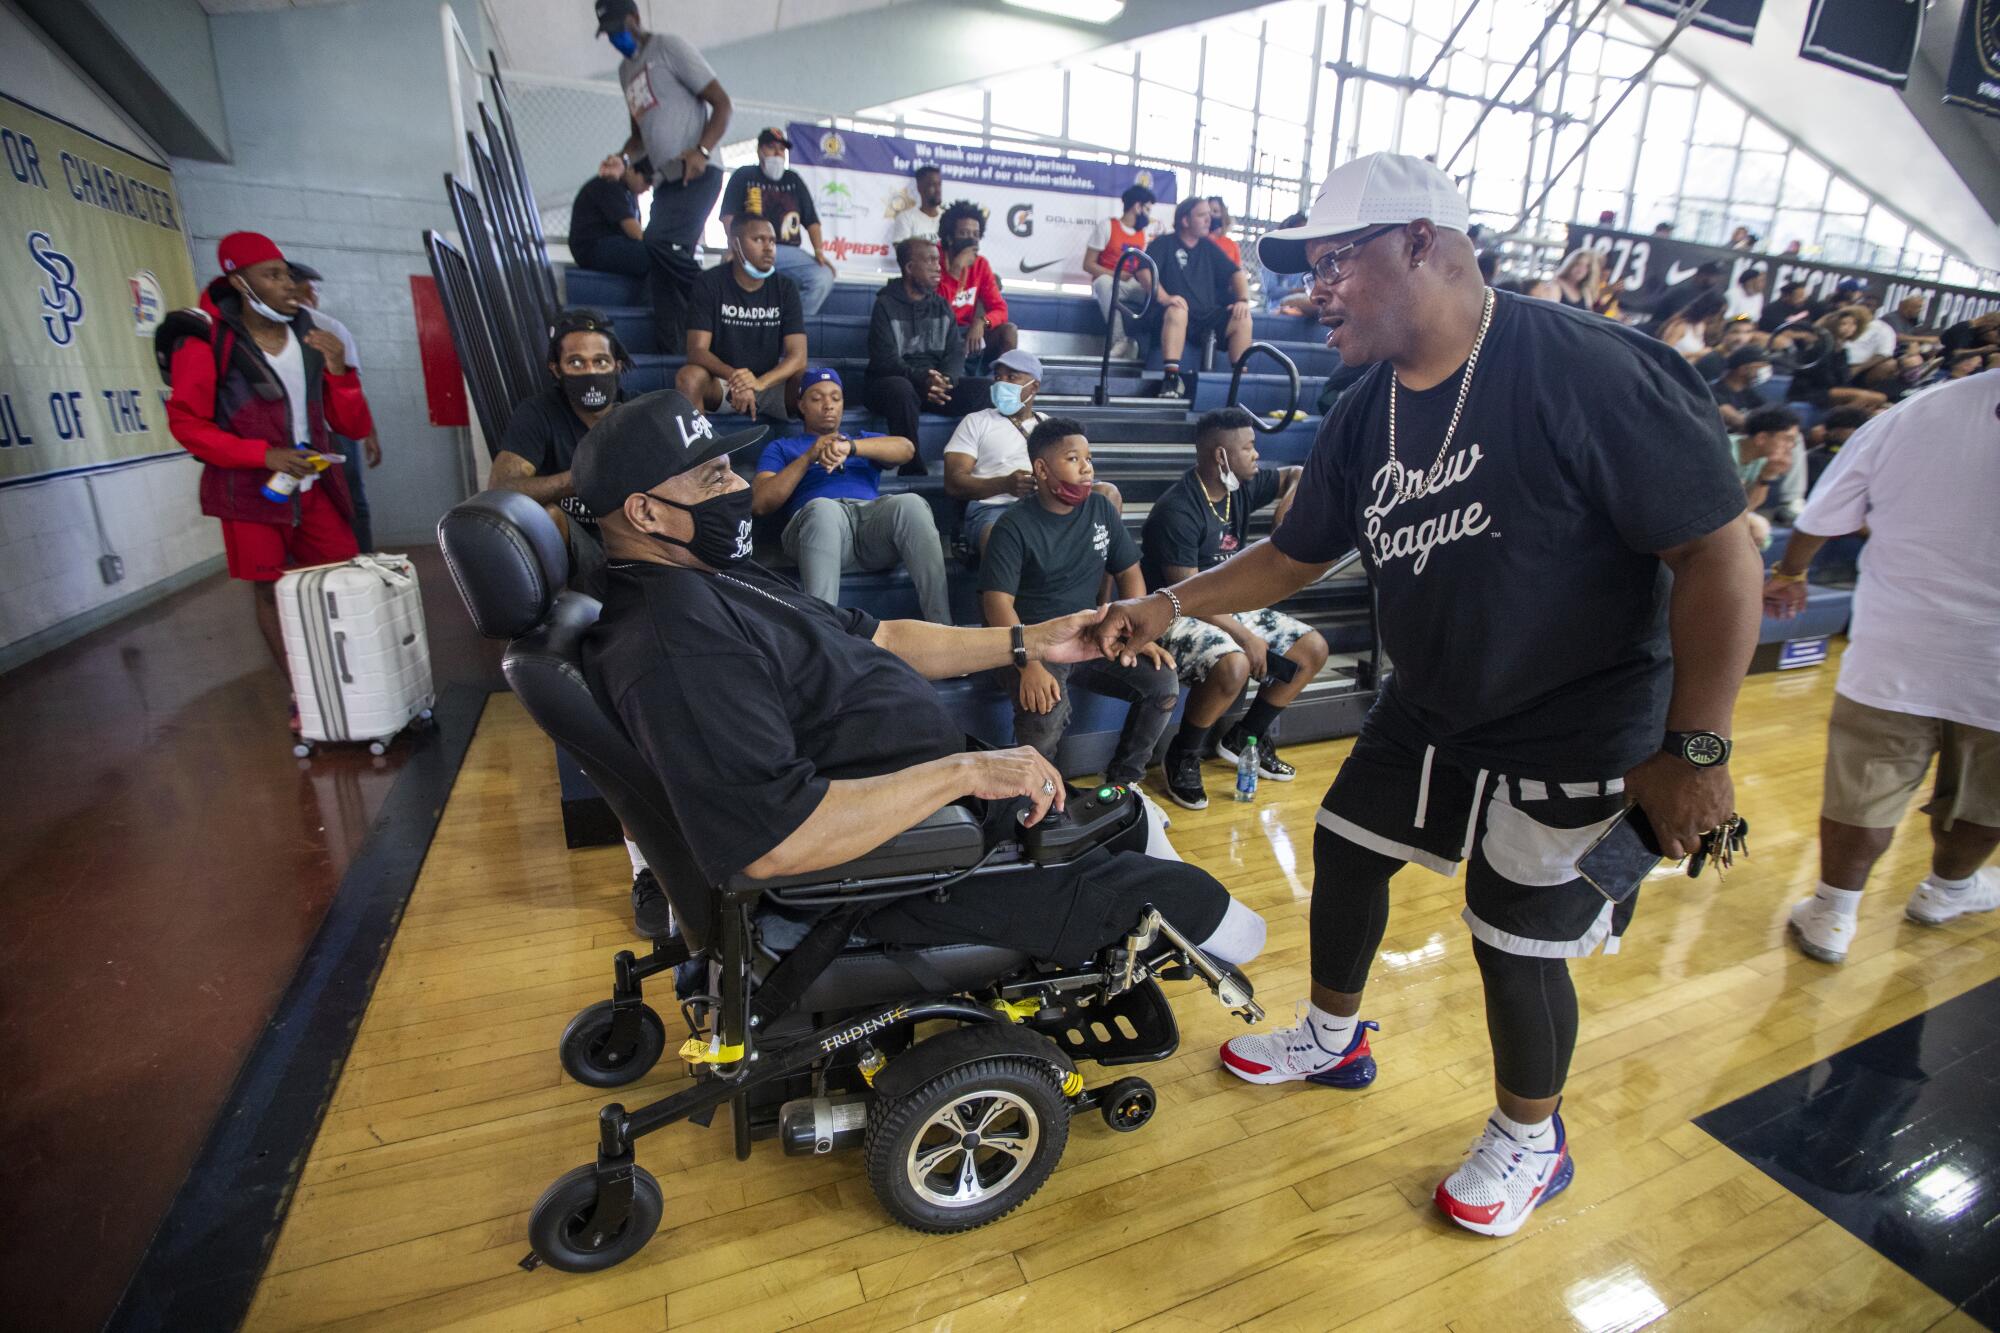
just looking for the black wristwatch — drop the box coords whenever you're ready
[1662,730,1731,768]
[1010,624,1028,669]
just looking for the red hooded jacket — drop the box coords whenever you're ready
[936,247,1009,329]
[165,277,374,526]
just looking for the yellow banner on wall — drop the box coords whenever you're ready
[0,92,199,485]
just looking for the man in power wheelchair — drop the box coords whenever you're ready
[436,389,1267,1274]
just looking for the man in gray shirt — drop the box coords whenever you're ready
[596,0,732,354]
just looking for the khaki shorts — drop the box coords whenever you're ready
[1822,694,2000,830]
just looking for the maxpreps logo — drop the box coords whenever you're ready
[130,269,164,336]
[30,230,84,347]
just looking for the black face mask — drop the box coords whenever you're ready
[946,234,979,255]
[562,370,619,414]
[1132,210,1150,230]
[646,487,753,568]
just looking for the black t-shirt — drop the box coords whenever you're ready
[496,382,621,521]
[688,265,804,374]
[1939,320,1997,354]
[1758,298,1812,333]
[584,560,963,885]
[1141,467,1283,591]
[1714,380,1766,415]
[1147,234,1237,314]
[980,493,1137,624]
[570,177,637,253]
[1270,290,1744,779]
[720,166,821,247]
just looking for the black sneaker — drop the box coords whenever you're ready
[1215,727,1296,782]
[1157,370,1186,400]
[631,867,673,939]
[1164,748,1208,810]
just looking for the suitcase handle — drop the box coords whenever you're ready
[334,631,353,683]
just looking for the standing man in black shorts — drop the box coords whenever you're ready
[1092,153,1763,1239]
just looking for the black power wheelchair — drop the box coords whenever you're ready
[437,491,1263,1274]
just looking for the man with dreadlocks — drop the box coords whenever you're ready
[935,198,1019,373]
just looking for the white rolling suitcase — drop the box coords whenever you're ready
[278,554,435,757]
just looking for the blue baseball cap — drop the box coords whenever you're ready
[800,367,843,392]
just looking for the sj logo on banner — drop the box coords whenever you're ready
[30,230,84,347]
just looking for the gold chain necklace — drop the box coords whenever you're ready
[1386,287,1495,503]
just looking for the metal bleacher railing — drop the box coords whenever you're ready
[1093,248,1157,408]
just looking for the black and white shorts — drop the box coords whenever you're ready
[1158,609,1314,688]
[1319,712,1639,958]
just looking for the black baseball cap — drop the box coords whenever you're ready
[757,127,791,150]
[288,261,324,282]
[595,0,638,34]
[572,389,767,519]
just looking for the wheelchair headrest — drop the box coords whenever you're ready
[436,489,569,638]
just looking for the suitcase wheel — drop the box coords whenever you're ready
[292,742,313,759]
[369,739,388,756]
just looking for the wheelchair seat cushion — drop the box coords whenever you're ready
[790,941,1033,1014]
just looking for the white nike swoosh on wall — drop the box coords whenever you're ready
[1664,262,1699,285]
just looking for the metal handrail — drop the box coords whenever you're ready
[1092,246,1160,407]
[1225,341,1302,434]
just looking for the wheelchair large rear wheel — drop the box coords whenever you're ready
[559,1000,666,1087]
[527,1162,663,1273]
[863,1055,1069,1233]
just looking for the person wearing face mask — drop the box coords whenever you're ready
[491,309,633,598]
[1082,184,1162,361]
[750,367,949,623]
[576,390,1267,970]
[719,127,836,317]
[164,231,373,709]
[597,0,732,353]
[981,418,1180,792]
[863,237,994,467]
[675,215,807,423]
[1712,345,1776,432]
[943,349,1122,555]
[1142,407,1325,811]
[934,200,1017,373]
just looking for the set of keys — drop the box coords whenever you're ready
[1687,814,1749,880]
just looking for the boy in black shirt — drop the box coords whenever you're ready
[569,155,651,276]
[1141,196,1253,399]
[982,418,1179,789]
[1143,407,1328,810]
[675,215,807,422]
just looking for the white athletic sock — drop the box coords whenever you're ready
[625,838,649,877]
[1493,1107,1554,1147]
[1307,1004,1357,1051]
[1925,871,1975,891]
[1814,882,1863,918]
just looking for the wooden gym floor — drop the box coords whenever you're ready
[242,644,1999,1332]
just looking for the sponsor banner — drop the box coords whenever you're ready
[1,93,197,484]
[1564,224,2000,335]
[1944,0,2000,120]
[786,121,1177,286]
[1799,0,1925,87]
[1626,0,1766,42]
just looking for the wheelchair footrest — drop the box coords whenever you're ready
[1035,977,1179,1067]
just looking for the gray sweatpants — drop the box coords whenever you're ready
[780,494,951,624]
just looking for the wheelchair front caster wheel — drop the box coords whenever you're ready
[864,1055,1069,1233]
[559,1000,666,1087]
[526,1162,663,1273]
[1099,1077,1156,1133]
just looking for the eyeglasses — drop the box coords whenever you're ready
[1308,225,1400,288]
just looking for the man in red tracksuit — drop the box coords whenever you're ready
[166,231,374,722]
[935,199,1017,372]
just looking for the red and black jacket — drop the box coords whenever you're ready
[161,277,374,526]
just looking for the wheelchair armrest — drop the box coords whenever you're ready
[724,804,987,896]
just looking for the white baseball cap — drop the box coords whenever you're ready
[1257,153,1471,274]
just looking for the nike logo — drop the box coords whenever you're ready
[1664,261,1699,285]
[1019,257,1067,274]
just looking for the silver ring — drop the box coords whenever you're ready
[1041,779,1056,796]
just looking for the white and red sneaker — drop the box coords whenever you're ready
[1219,1005,1379,1088]
[1434,1112,1574,1237]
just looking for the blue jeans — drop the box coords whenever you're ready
[771,242,833,317]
